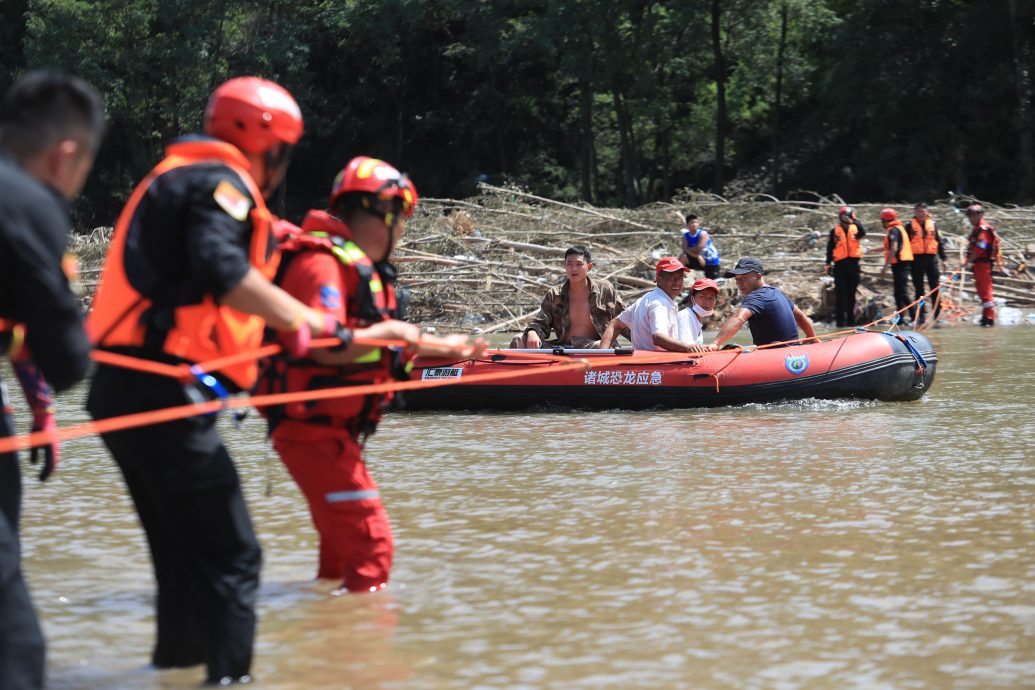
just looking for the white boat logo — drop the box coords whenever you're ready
[784,354,809,375]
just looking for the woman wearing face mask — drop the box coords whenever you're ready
[677,278,720,345]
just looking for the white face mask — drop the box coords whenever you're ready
[692,302,714,318]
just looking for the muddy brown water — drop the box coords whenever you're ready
[13,326,1035,689]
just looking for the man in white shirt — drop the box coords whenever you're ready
[599,257,708,352]
[677,277,720,345]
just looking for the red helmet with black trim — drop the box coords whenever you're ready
[204,77,303,154]
[329,156,419,219]
[880,208,897,221]
[838,205,854,217]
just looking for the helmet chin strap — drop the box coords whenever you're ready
[380,225,395,264]
[360,196,400,263]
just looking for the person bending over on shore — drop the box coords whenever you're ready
[510,245,626,349]
[707,257,817,350]
[599,257,708,353]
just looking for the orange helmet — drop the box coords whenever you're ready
[880,208,897,221]
[204,77,303,154]
[329,156,419,219]
[838,205,854,217]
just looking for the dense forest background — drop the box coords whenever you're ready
[2,0,1033,229]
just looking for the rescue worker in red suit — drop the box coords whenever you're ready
[962,204,1003,327]
[86,77,347,686]
[879,208,914,323]
[266,157,483,593]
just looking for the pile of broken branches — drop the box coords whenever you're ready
[71,187,1035,330]
[396,185,1035,333]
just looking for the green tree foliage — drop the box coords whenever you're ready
[3,0,1032,229]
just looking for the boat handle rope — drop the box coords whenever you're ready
[881,332,928,376]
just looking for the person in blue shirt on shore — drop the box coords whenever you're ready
[707,257,817,349]
[678,214,721,278]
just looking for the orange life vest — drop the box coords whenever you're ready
[968,222,1001,263]
[908,218,939,255]
[884,221,914,264]
[258,210,405,436]
[831,223,863,261]
[86,139,279,390]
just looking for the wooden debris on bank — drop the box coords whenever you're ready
[397,186,1035,331]
[71,188,1035,330]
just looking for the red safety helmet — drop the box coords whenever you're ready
[838,205,854,217]
[965,204,983,215]
[880,208,897,221]
[329,156,419,220]
[204,77,303,155]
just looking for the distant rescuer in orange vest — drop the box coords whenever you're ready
[907,202,947,324]
[824,205,866,327]
[0,70,104,690]
[263,156,484,593]
[879,208,914,322]
[85,77,344,686]
[962,204,1003,327]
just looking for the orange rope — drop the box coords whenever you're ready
[87,336,412,379]
[0,359,592,454]
[90,350,192,380]
[87,335,574,380]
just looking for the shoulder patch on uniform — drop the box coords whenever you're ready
[213,179,252,222]
[319,284,341,309]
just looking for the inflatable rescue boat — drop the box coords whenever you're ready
[401,330,936,411]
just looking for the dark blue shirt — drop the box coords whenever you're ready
[740,285,798,346]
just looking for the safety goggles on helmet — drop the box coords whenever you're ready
[329,156,420,222]
[372,173,417,219]
[359,184,414,227]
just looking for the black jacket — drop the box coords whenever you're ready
[120,136,255,306]
[0,154,90,392]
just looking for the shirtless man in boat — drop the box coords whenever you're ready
[707,257,817,349]
[598,257,710,353]
[510,246,627,349]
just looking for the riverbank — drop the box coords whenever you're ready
[72,187,1035,332]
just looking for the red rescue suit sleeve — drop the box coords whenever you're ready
[278,251,348,323]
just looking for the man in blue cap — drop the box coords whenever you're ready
[708,257,817,348]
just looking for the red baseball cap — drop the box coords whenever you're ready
[655,257,691,275]
[691,277,719,293]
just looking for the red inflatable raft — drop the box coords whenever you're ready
[401,330,937,411]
